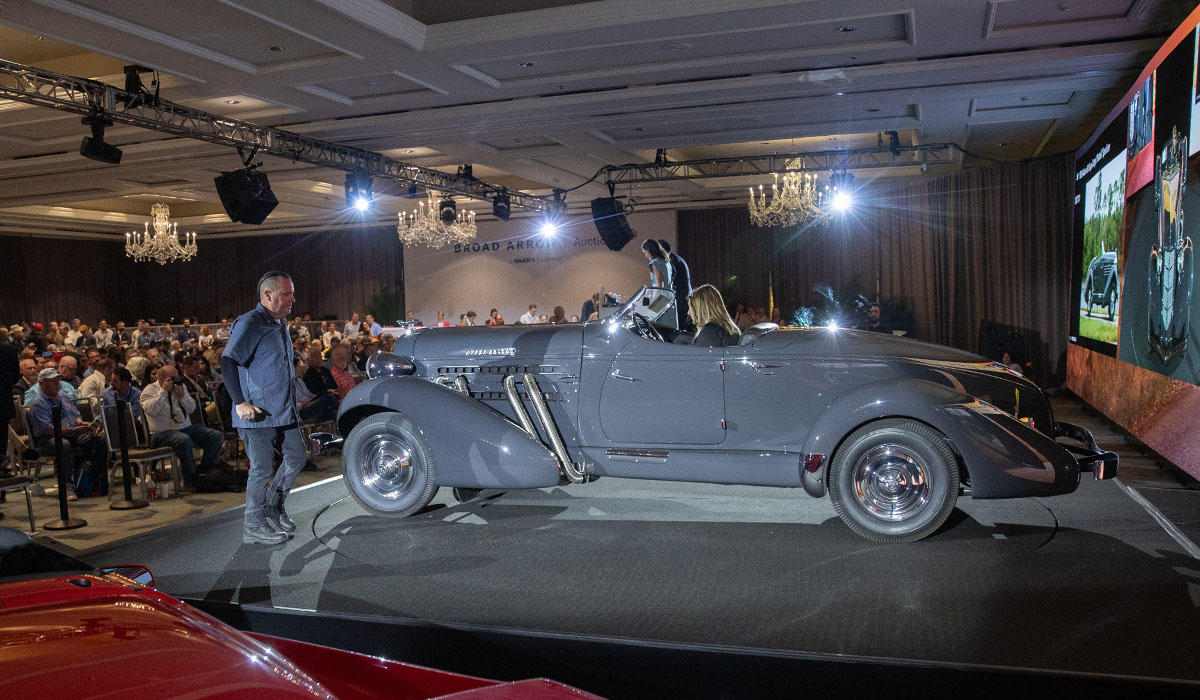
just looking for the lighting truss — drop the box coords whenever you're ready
[601,143,957,186]
[0,58,553,212]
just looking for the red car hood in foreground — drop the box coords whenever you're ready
[0,573,598,700]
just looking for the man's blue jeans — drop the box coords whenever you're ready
[238,425,306,529]
[152,423,224,486]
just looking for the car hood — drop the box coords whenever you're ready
[411,324,584,365]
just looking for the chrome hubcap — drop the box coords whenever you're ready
[358,435,415,500]
[853,444,931,521]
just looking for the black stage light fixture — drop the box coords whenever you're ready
[345,170,373,210]
[79,115,122,164]
[438,196,458,224]
[492,191,511,221]
[830,170,855,192]
[214,167,278,225]
[591,196,636,251]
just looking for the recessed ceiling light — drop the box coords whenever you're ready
[268,45,284,52]
[835,91,845,96]
[635,127,646,132]
[998,142,1008,146]
[662,43,692,51]
[866,108,881,112]
[36,36,47,41]
[226,99,240,104]
[837,26,855,32]
[518,61,535,68]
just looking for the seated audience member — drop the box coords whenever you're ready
[320,321,341,349]
[8,324,26,349]
[93,320,114,348]
[29,368,107,496]
[57,355,82,390]
[550,306,567,324]
[519,304,538,325]
[466,310,478,326]
[359,321,372,338]
[114,321,133,346]
[141,364,223,491]
[493,313,505,325]
[457,314,468,327]
[538,314,549,324]
[770,308,784,326]
[81,348,102,379]
[328,345,358,399]
[378,333,395,353]
[1001,352,1023,375]
[570,315,580,323]
[688,284,742,347]
[15,358,38,396]
[78,358,115,401]
[861,303,892,334]
[160,322,174,343]
[197,325,214,346]
[132,320,155,347]
[75,325,97,349]
[28,323,47,353]
[343,312,361,339]
[486,309,500,326]
[581,293,601,322]
[178,354,217,426]
[215,319,231,341]
[293,357,338,423]
[102,367,143,423]
[46,321,65,347]
[435,311,449,327]
[303,346,339,397]
[734,304,754,331]
[175,318,198,343]
[355,340,378,370]
[63,320,82,347]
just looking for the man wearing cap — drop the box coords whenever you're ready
[28,324,47,353]
[23,362,77,405]
[222,271,304,545]
[29,367,107,496]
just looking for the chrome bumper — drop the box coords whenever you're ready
[1054,421,1118,480]
[308,432,344,456]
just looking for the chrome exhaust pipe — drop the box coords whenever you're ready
[523,373,586,484]
[503,374,539,438]
[308,432,343,456]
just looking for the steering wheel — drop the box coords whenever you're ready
[631,313,664,342]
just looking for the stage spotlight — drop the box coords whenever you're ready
[438,196,457,224]
[832,191,853,212]
[345,170,373,210]
[79,115,122,164]
[214,166,278,225]
[492,191,511,221]
[539,219,559,238]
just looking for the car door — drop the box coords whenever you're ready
[597,331,725,445]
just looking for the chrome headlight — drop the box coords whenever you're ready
[366,352,414,379]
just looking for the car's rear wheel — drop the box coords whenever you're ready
[1106,284,1117,320]
[343,412,438,517]
[828,419,959,543]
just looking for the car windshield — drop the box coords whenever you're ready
[613,285,679,330]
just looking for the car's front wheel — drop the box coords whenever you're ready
[828,419,959,543]
[343,412,438,517]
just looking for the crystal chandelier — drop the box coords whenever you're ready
[748,172,828,227]
[124,203,198,264]
[397,191,477,248]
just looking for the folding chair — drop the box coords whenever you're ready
[19,403,58,486]
[100,403,180,501]
[0,474,35,532]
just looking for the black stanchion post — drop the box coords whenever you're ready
[111,398,148,510]
[43,404,86,530]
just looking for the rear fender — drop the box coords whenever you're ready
[800,379,1080,499]
[338,376,561,489]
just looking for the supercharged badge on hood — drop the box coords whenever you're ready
[464,347,516,356]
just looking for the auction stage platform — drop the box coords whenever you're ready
[79,397,1200,699]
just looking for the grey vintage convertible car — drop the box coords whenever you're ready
[313,287,1117,542]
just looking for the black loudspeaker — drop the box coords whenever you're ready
[591,197,636,251]
[79,136,122,164]
[214,169,279,225]
[978,320,1028,362]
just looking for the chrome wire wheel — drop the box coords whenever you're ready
[852,444,932,522]
[358,435,416,501]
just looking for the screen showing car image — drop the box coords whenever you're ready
[1073,113,1127,349]
[1117,28,1199,386]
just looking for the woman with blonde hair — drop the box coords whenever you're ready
[687,284,740,347]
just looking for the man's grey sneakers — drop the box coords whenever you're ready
[264,503,296,533]
[243,523,288,545]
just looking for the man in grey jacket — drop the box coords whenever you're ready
[221,271,304,545]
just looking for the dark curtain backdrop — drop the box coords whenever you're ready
[678,155,1075,386]
[0,224,403,325]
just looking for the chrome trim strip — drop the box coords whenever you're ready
[606,448,670,459]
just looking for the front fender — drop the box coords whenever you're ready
[801,379,1080,499]
[338,376,561,489]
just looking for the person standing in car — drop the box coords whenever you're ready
[659,239,692,331]
[221,271,304,546]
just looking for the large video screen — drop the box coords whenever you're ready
[1074,116,1126,345]
[1116,28,1197,383]
[1071,19,1199,386]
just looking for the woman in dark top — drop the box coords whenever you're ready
[687,284,741,347]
